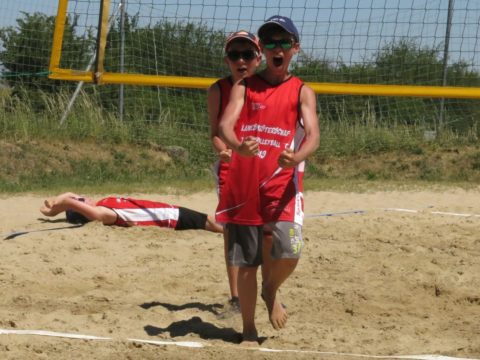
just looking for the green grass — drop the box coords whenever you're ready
[1,90,479,193]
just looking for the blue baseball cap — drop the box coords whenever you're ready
[258,15,299,42]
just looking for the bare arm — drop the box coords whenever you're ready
[40,194,117,225]
[278,85,320,168]
[40,192,85,216]
[207,83,232,162]
[205,215,224,233]
[218,81,259,156]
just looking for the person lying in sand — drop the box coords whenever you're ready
[40,192,223,233]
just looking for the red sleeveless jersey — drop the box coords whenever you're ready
[96,197,179,228]
[216,74,306,225]
[213,77,233,197]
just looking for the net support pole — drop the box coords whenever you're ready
[59,4,121,125]
[49,0,68,73]
[119,1,126,121]
[94,0,111,84]
[438,0,454,131]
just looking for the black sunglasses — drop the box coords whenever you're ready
[226,50,257,61]
[262,39,293,50]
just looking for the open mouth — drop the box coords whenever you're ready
[237,66,248,75]
[273,56,284,67]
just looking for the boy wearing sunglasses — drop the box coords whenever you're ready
[207,31,263,313]
[216,16,320,344]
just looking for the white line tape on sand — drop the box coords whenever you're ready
[305,210,366,217]
[259,347,478,360]
[0,328,204,348]
[0,328,477,360]
[383,208,419,213]
[0,328,111,340]
[306,207,480,218]
[127,338,205,348]
[430,211,480,218]
[384,208,480,217]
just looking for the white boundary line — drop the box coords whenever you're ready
[305,208,480,218]
[0,328,477,360]
[0,328,111,340]
[383,208,419,213]
[127,338,205,348]
[384,208,480,217]
[305,210,366,217]
[430,211,480,217]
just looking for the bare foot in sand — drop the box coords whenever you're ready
[262,286,287,330]
[240,329,259,347]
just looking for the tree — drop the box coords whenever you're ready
[0,12,94,105]
[374,39,444,86]
[99,14,226,122]
[104,14,225,77]
[373,39,480,130]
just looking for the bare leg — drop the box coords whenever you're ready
[226,265,239,300]
[262,258,298,330]
[224,229,239,300]
[261,234,273,284]
[238,266,259,345]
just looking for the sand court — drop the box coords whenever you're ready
[0,189,479,359]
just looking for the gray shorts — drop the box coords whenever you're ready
[226,223,263,267]
[227,221,303,267]
[265,221,304,259]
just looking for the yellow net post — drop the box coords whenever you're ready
[49,0,68,74]
[94,0,111,84]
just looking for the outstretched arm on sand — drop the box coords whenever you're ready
[40,193,116,225]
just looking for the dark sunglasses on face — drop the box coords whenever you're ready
[226,50,257,61]
[263,39,293,50]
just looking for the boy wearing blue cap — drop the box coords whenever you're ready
[217,16,320,344]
